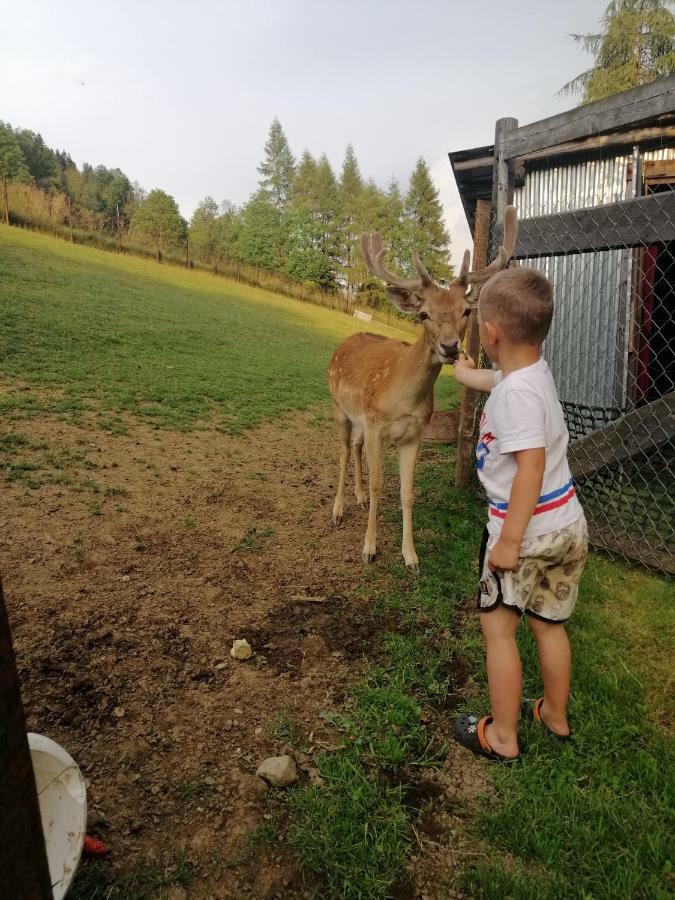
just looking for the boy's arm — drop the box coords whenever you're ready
[453,355,496,393]
[488,448,545,572]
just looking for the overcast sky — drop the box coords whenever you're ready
[1,0,603,259]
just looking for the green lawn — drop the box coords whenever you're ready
[2,227,672,899]
[282,450,674,899]
[0,226,458,430]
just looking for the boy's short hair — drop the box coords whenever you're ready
[479,267,554,344]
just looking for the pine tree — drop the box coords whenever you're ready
[560,1,675,102]
[237,192,284,273]
[338,144,364,290]
[292,150,319,208]
[350,179,391,307]
[339,145,363,207]
[257,118,296,210]
[403,158,451,282]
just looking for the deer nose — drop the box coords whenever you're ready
[440,340,459,357]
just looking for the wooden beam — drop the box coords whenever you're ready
[502,75,675,159]
[0,578,53,899]
[510,192,675,258]
[493,117,518,221]
[587,528,674,575]
[521,122,675,164]
[451,155,495,172]
[568,391,675,480]
[455,199,491,487]
[452,124,675,174]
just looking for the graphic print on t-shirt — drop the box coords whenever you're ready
[476,413,496,471]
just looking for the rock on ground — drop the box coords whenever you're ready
[256,755,298,788]
[230,639,253,660]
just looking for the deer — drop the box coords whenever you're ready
[327,206,517,570]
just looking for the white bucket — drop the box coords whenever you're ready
[28,733,87,899]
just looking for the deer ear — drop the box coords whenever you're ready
[386,286,423,314]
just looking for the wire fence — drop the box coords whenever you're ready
[500,146,675,574]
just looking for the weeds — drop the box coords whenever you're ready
[267,710,299,746]
[231,526,273,553]
[176,780,215,803]
[69,852,192,900]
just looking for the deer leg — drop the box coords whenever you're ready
[353,428,367,509]
[363,430,383,564]
[399,438,421,570]
[332,412,352,526]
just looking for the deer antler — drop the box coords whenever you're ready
[360,232,426,291]
[463,205,517,285]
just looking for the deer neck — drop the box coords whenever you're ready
[399,331,442,404]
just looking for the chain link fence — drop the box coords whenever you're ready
[503,147,675,573]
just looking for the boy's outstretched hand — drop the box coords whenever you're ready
[453,354,496,392]
[488,537,520,572]
[454,352,476,370]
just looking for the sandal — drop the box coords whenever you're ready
[521,698,572,741]
[453,714,520,763]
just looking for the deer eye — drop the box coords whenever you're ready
[462,308,471,317]
[419,311,429,322]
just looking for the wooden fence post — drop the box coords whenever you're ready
[455,116,517,488]
[455,198,491,486]
[0,578,53,898]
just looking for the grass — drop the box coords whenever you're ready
[283,448,674,899]
[0,429,109,492]
[267,710,300,746]
[3,226,672,897]
[463,556,675,900]
[285,448,486,898]
[231,525,274,553]
[175,779,215,803]
[288,752,410,899]
[69,852,192,900]
[0,225,459,432]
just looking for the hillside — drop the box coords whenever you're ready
[0,226,458,431]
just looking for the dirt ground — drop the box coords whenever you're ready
[1,394,489,899]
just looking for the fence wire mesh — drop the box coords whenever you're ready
[493,146,675,574]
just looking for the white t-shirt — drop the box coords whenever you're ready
[476,358,582,539]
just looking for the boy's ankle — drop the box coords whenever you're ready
[485,720,519,758]
[540,701,570,734]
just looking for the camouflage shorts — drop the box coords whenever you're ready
[478,516,588,623]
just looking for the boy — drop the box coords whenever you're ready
[452,267,587,762]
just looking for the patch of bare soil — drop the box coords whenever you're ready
[1,401,487,898]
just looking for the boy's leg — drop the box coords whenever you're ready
[527,616,571,737]
[480,605,522,758]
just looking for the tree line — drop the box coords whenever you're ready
[0,118,450,308]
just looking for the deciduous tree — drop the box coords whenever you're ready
[131,189,186,262]
[0,122,28,225]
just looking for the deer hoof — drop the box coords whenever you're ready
[403,551,419,571]
[362,552,376,565]
[356,497,367,510]
[332,514,343,526]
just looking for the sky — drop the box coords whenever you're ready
[1,0,604,259]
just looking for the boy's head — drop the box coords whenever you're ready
[478,267,553,361]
